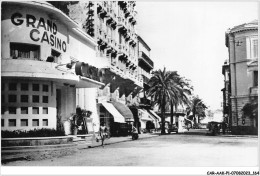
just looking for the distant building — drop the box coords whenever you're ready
[225,20,258,135]
[221,59,231,127]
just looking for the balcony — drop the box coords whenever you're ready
[138,51,154,69]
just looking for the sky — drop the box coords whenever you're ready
[136,1,258,110]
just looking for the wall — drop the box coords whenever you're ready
[228,28,258,132]
[1,79,56,130]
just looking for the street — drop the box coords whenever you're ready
[3,130,258,167]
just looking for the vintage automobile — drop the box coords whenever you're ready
[207,121,228,135]
[168,123,178,134]
[160,121,178,134]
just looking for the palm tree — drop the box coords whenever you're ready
[169,75,193,124]
[164,73,192,125]
[147,68,183,134]
[186,96,207,126]
[187,96,207,124]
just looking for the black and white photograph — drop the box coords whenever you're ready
[0,0,259,175]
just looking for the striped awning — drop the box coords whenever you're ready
[148,110,161,121]
[111,101,134,122]
[101,102,125,123]
[138,109,153,121]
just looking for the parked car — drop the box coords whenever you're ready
[160,122,178,134]
[168,123,178,134]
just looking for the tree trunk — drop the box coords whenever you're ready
[193,109,196,125]
[170,101,174,125]
[161,95,166,135]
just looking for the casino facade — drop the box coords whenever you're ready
[1,1,104,131]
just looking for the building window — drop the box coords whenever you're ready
[10,43,40,59]
[33,95,39,103]
[32,107,39,114]
[43,85,49,92]
[42,119,48,126]
[47,49,61,63]
[253,71,258,87]
[1,119,4,127]
[21,119,28,126]
[43,107,48,114]
[8,95,17,103]
[21,83,29,91]
[21,107,28,114]
[253,39,258,58]
[21,95,29,103]
[32,84,39,91]
[9,83,17,91]
[32,119,39,126]
[43,96,48,103]
[9,107,16,114]
[9,119,16,126]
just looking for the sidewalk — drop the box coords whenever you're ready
[220,134,258,138]
[77,133,160,149]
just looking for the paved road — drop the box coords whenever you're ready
[4,131,258,167]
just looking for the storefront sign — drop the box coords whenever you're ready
[75,62,102,82]
[11,12,67,52]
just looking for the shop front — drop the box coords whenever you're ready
[99,102,127,136]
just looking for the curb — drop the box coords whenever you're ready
[220,135,258,138]
[77,134,160,149]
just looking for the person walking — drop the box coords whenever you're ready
[99,122,108,147]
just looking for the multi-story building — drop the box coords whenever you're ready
[221,60,231,128]
[1,1,104,132]
[225,20,258,135]
[129,35,161,133]
[52,1,145,136]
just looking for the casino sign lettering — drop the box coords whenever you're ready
[11,13,67,52]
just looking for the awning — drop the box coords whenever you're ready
[101,102,125,123]
[138,109,153,121]
[148,110,161,121]
[111,101,134,122]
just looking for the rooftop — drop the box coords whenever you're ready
[228,19,258,34]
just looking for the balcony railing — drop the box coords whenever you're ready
[138,51,154,68]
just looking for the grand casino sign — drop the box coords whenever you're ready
[75,62,104,82]
[11,12,67,52]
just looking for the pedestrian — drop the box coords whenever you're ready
[99,122,108,147]
[222,122,226,134]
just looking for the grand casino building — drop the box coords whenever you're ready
[1,1,105,131]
